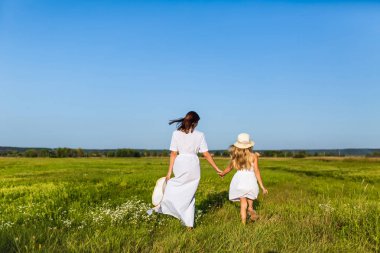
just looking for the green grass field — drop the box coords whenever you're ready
[0,157,379,252]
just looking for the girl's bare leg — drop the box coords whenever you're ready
[247,199,258,221]
[247,198,254,210]
[240,197,248,224]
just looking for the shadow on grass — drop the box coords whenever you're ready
[197,191,262,213]
[193,191,229,228]
[266,166,349,181]
[197,191,229,214]
[195,191,263,228]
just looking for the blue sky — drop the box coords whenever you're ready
[0,0,379,150]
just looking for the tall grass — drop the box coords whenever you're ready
[0,157,378,252]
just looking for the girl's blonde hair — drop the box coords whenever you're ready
[229,145,254,170]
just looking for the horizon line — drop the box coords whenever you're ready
[1,146,379,151]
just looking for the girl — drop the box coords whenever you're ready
[158,111,222,227]
[220,133,268,224]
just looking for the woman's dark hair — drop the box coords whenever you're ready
[169,111,200,134]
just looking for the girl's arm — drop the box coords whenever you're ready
[220,165,232,177]
[202,152,223,174]
[253,154,268,194]
[166,151,177,180]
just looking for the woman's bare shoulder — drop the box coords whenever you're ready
[193,129,204,136]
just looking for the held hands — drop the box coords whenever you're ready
[215,168,224,177]
[218,169,228,178]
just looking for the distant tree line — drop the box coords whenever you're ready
[0,148,170,158]
[1,148,376,158]
[259,150,345,158]
[366,152,380,158]
[213,150,344,158]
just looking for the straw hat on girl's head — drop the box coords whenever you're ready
[234,133,255,149]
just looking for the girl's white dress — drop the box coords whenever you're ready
[229,167,259,201]
[158,130,208,227]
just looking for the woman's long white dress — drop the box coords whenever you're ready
[158,130,208,227]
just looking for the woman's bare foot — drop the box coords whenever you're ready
[248,208,258,221]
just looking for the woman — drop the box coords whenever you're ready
[159,111,222,227]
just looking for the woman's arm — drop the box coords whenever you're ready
[253,154,268,194]
[166,151,177,180]
[202,152,223,174]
